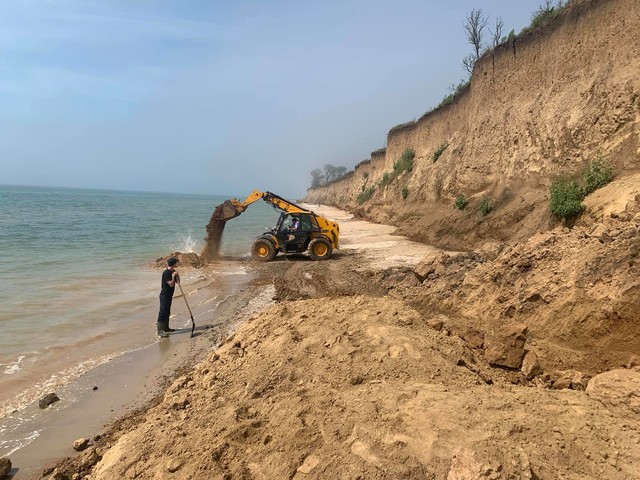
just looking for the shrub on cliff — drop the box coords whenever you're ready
[379,172,392,188]
[454,193,469,210]
[583,154,613,196]
[549,178,585,218]
[393,149,415,175]
[433,142,449,162]
[358,186,375,204]
[402,186,409,199]
[479,197,492,216]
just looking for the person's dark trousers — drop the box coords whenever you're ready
[157,294,173,334]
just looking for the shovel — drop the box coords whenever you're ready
[177,282,196,338]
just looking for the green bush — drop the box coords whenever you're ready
[393,148,415,174]
[454,193,469,210]
[479,197,492,216]
[379,172,391,188]
[363,172,369,179]
[401,186,409,199]
[433,142,449,163]
[524,1,567,33]
[438,80,469,109]
[583,154,613,195]
[549,178,585,218]
[357,186,375,204]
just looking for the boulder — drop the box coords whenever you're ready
[484,323,528,369]
[521,350,542,379]
[39,393,60,409]
[0,457,11,479]
[586,369,640,414]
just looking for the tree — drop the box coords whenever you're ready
[310,168,325,188]
[490,16,504,47]
[462,9,488,74]
[324,164,338,182]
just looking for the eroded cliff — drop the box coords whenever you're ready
[304,0,640,250]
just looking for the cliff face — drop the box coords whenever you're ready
[304,0,640,250]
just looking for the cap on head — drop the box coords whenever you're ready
[167,257,178,267]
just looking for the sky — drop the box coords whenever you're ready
[0,0,546,198]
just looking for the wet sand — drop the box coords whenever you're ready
[5,260,275,479]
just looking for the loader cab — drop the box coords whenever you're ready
[275,213,316,253]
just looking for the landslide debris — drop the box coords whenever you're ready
[78,296,640,479]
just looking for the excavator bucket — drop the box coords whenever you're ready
[218,200,244,221]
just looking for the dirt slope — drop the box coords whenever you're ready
[86,296,640,480]
[45,206,640,480]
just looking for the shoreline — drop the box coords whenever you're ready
[13,204,441,478]
[5,260,275,480]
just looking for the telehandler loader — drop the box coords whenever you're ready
[204,190,339,261]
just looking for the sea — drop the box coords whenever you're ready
[0,184,282,459]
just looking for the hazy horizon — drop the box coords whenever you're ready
[0,1,546,199]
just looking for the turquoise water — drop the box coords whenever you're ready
[0,185,281,418]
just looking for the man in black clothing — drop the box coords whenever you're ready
[157,257,180,337]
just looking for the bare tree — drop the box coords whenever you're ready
[490,16,504,47]
[464,9,489,62]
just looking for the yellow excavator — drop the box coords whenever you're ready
[203,190,339,261]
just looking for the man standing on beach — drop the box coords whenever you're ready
[157,257,180,337]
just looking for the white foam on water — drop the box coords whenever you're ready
[3,356,26,375]
[1,429,42,457]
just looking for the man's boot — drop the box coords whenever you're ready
[157,322,169,338]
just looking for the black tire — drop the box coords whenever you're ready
[251,239,276,261]
[307,238,332,260]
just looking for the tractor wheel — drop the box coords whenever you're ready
[307,238,332,260]
[251,239,276,261]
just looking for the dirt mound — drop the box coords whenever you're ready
[73,297,640,479]
[403,182,640,376]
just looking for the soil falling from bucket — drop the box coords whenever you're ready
[201,200,243,261]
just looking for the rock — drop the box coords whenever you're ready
[425,315,445,331]
[586,369,640,414]
[297,454,320,474]
[521,350,542,379]
[0,457,11,479]
[457,325,484,349]
[42,467,54,477]
[447,447,482,479]
[78,447,101,469]
[73,438,90,451]
[39,393,60,409]
[166,458,183,473]
[552,377,572,390]
[484,323,528,369]
[552,370,590,390]
[414,255,437,282]
[626,354,640,369]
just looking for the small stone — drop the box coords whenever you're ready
[92,386,98,391]
[73,438,90,452]
[0,457,11,478]
[167,459,183,473]
[39,393,60,409]
[297,454,320,474]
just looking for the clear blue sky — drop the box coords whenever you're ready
[0,0,544,198]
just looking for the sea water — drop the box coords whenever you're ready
[0,185,281,423]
